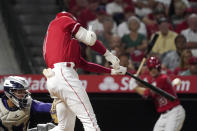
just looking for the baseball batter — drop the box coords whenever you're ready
[42,11,127,131]
[129,56,185,131]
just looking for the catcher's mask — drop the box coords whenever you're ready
[3,76,32,109]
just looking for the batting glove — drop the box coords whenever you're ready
[111,66,127,75]
[104,50,120,70]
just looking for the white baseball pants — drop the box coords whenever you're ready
[153,105,185,131]
[47,62,100,131]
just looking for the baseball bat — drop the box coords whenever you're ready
[126,72,176,101]
[136,33,159,76]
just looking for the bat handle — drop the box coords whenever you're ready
[136,58,146,76]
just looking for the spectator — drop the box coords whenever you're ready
[67,0,88,17]
[133,0,156,18]
[87,17,115,66]
[189,0,197,8]
[88,7,117,35]
[173,49,193,75]
[155,0,190,13]
[104,42,127,71]
[110,34,123,50]
[97,17,115,48]
[99,0,109,9]
[121,16,148,66]
[119,53,136,73]
[151,17,177,55]
[170,1,187,26]
[119,53,129,67]
[143,2,167,39]
[117,6,147,38]
[181,13,197,56]
[104,36,126,70]
[162,34,186,71]
[143,2,166,25]
[106,0,125,24]
[180,56,197,75]
[174,8,192,33]
[77,1,99,28]
[87,7,108,34]
[106,0,124,16]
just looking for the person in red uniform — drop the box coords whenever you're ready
[129,56,185,131]
[42,11,127,131]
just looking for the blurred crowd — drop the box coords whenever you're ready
[62,0,197,76]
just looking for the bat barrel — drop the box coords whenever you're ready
[145,33,159,56]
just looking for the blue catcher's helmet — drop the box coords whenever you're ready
[3,76,32,109]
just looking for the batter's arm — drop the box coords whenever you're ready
[79,57,111,74]
[75,26,120,69]
[90,40,121,70]
[129,78,149,97]
[135,87,147,96]
[79,57,127,75]
[89,40,107,55]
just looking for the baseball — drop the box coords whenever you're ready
[172,78,181,86]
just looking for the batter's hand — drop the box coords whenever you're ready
[111,66,127,75]
[43,68,55,79]
[104,50,120,69]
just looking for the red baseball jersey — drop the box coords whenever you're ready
[144,74,180,113]
[43,12,110,74]
[43,13,81,68]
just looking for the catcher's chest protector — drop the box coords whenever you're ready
[0,98,31,131]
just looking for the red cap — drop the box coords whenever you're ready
[188,56,197,65]
[124,6,134,13]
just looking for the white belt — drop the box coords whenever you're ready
[54,62,75,69]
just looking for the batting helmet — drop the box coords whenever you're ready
[3,76,32,109]
[146,56,161,70]
[56,11,77,21]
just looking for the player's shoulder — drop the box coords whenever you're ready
[157,74,168,81]
[159,74,172,84]
[55,15,76,23]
